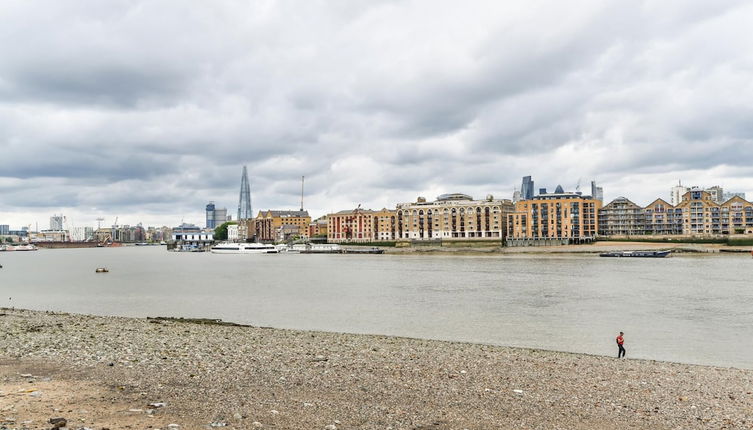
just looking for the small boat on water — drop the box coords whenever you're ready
[343,247,384,254]
[211,242,279,254]
[95,267,109,273]
[599,250,670,258]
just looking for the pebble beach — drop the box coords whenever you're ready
[2,308,752,429]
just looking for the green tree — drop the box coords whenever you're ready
[214,221,237,241]
[4,237,12,243]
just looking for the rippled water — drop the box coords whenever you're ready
[1,246,751,368]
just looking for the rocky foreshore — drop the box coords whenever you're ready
[1,308,752,429]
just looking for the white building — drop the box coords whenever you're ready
[227,224,239,241]
[670,181,689,206]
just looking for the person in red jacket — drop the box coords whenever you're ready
[616,331,625,358]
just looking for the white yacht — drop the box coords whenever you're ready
[210,242,279,254]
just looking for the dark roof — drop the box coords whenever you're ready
[264,210,310,217]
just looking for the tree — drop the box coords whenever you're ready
[4,237,12,243]
[214,221,237,241]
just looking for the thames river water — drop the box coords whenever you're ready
[1,246,751,368]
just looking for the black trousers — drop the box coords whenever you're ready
[618,344,625,358]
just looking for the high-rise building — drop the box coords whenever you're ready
[206,202,216,229]
[0,225,9,235]
[670,181,689,206]
[704,185,724,204]
[206,202,230,229]
[512,189,521,203]
[521,176,534,200]
[590,181,604,202]
[50,215,63,231]
[238,166,253,221]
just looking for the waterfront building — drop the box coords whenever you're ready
[719,196,753,234]
[30,230,69,242]
[670,181,689,206]
[328,208,377,243]
[227,224,239,241]
[237,218,256,242]
[396,193,514,241]
[675,189,721,235]
[521,176,534,200]
[374,209,397,241]
[309,216,328,238]
[598,197,645,236]
[254,210,311,242]
[0,225,8,235]
[506,188,600,246]
[644,198,683,235]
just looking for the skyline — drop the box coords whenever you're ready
[2,1,753,228]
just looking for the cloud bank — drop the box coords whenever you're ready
[1,0,752,228]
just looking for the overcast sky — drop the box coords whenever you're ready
[1,0,752,229]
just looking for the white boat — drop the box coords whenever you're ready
[1,244,38,251]
[211,242,279,254]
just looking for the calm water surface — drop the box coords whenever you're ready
[1,246,751,368]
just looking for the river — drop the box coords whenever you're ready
[1,246,751,368]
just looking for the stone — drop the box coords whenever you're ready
[49,417,67,428]
[251,422,263,428]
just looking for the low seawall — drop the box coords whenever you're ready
[34,242,101,249]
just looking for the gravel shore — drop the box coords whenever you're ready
[2,308,752,429]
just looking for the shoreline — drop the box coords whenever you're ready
[2,308,752,429]
[383,240,752,255]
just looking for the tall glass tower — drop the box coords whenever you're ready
[238,166,253,221]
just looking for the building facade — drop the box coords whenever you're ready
[644,199,683,235]
[506,191,600,245]
[598,197,645,236]
[254,210,311,242]
[309,216,328,238]
[328,208,377,243]
[395,194,514,241]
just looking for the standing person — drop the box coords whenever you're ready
[616,331,625,358]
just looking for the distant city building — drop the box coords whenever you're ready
[598,197,645,236]
[237,165,253,221]
[395,193,514,241]
[512,189,521,203]
[255,210,311,242]
[670,181,689,206]
[590,181,604,202]
[521,176,534,200]
[723,192,746,202]
[0,225,9,235]
[506,187,600,246]
[704,185,724,204]
[50,215,63,231]
[205,202,229,229]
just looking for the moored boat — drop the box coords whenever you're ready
[211,242,279,254]
[599,250,670,258]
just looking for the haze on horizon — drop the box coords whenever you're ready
[1,0,752,229]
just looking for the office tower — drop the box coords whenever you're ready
[237,165,253,221]
[206,202,216,229]
[521,176,534,200]
[591,180,604,201]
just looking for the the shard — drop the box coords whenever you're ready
[237,165,253,221]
